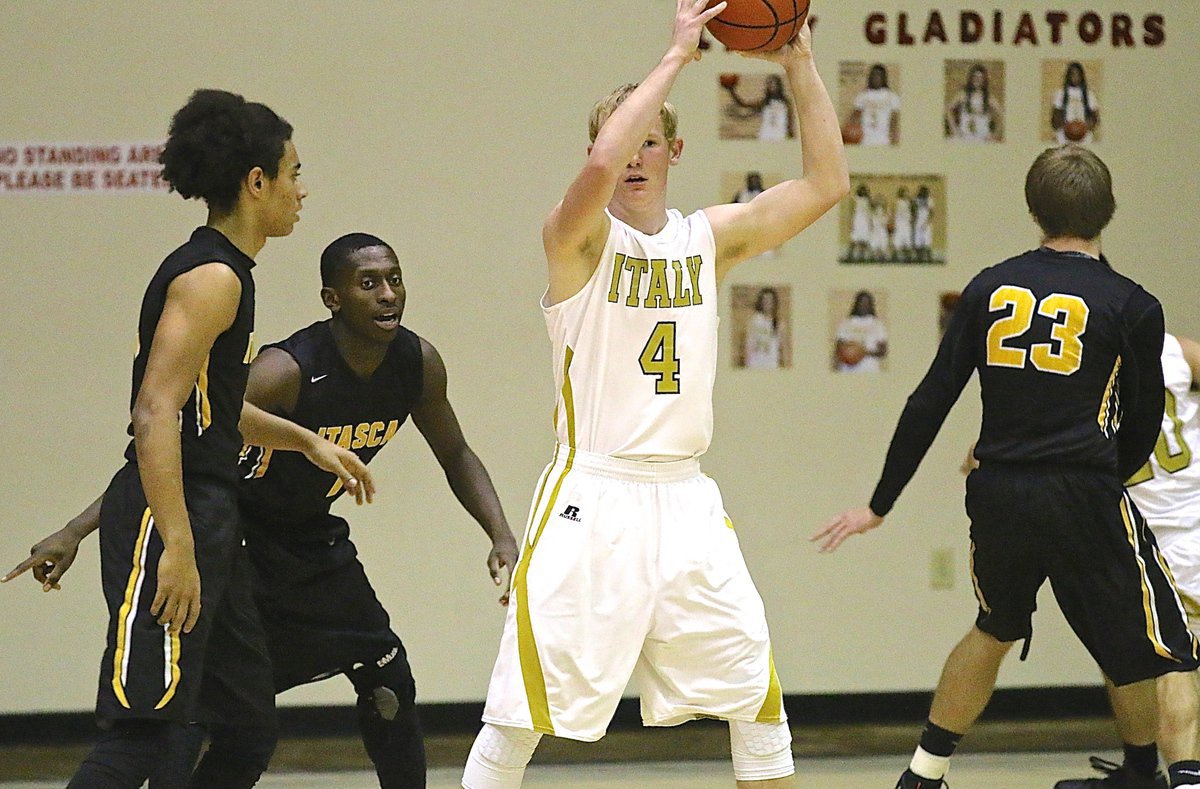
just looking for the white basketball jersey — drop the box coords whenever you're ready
[543,208,719,461]
[1127,334,1200,529]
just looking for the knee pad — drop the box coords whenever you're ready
[461,724,541,789]
[369,686,400,722]
[729,719,794,782]
[350,655,417,723]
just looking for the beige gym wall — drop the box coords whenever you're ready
[1,1,1197,715]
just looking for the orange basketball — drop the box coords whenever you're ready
[837,341,867,366]
[719,72,740,89]
[841,122,864,145]
[706,0,810,52]
[1063,119,1089,142]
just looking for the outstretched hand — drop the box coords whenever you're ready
[488,536,519,606]
[305,440,376,505]
[812,506,883,553]
[670,0,727,63]
[738,19,813,65]
[3,527,84,591]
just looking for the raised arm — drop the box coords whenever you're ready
[240,347,375,505]
[705,23,850,276]
[409,338,518,604]
[543,0,725,305]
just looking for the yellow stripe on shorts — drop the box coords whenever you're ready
[112,507,154,708]
[1119,495,1178,661]
[755,649,783,723]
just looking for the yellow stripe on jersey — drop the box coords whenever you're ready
[112,507,154,709]
[238,445,273,480]
[194,354,212,434]
[969,541,991,615]
[1097,356,1121,438]
[561,347,576,448]
[514,443,577,736]
[755,650,783,723]
[1119,494,1179,661]
[327,477,344,498]
[242,332,256,364]
[155,629,182,709]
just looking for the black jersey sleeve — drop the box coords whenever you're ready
[869,280,981,517]
[1116,293,1165,481]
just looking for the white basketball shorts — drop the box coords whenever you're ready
[480,444,785,742]
[1153,520,1200,636]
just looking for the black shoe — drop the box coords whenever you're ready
[896,767,946,788]
[1053,756,1167,788]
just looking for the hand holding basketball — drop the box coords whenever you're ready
[671,0,728,63]
[706,0,811,52]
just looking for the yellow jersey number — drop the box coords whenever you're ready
[640,321,681,394]
[1127,389,1193,485]
[986,286,1089,375]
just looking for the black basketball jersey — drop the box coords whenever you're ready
[870,247,1164,516]
[237,320,424,532]
[122,227,256,485]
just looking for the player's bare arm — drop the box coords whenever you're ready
[543,0,726,305]
[240,347,376,506]
[1177,335,1200,389]
[705,23,849,276]
[410,338,518,605]
[135,261,243,634]
[3,494,102,591]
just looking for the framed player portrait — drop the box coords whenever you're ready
[837,61,902,147]
[944,59,1005,143]
[718,73,797,141]
[730,285,792,370]
[838,174,946,265]
[829,288,889,373]
[1040,59,1103,144]
[722,170,784,257]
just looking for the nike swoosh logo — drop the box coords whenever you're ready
[311,374,328,383]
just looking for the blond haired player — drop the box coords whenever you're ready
[461,2,848,788]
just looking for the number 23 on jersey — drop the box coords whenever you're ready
[985,286,1089,375]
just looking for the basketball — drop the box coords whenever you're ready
[1063,119,1088,142]
[719,73,740,89]
[837,341,867,366]
[706,0,810,52]
[841,122,864,145]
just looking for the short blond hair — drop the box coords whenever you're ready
[588,83,679,143]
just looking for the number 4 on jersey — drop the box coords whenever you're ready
[640,321,680,394]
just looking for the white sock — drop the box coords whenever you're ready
[910,746,950,780]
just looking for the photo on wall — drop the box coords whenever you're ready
[1040,59,1103,145]
[944,59,1005,143]
[838,174,946,265]
[829,288,888,373]
[730,285,792,370]
[722,170,784,257]
[837,61,902,147]
[718,73,796,141]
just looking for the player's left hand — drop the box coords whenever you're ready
[488,535,519,606]
[811,506,883,552]
[2,527,83,591]
[305,440,376,505]
[739,18,812,64]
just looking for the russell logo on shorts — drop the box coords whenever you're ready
[559,505,582,522]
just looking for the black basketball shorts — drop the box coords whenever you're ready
[966,463,1200,685]
[95,463,275,727]
[242,512,404,692]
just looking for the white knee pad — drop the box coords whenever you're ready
[729,719,795,782]
[461,724,542,789]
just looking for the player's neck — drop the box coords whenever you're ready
[608,197,669,236]
[1042,236,1100,260]
[207,211,266,260]
[328,320,387,380]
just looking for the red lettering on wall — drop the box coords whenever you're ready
[1045,12,1069,44]
[1144,14,1165,46]
[1078,12,1103,44]
[1013,12,1038,44]
[865,13,886,44]
[924,10,948,43]
[992,10,1003,43]
[897,12,915,45]
[960,11,983,43]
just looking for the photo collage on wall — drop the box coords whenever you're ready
[718,42,1107,372]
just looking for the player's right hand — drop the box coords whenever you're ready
[812,506,884,553]
[2,527,83,591]
[151,544,201,634]
[305,440,376,506]
[671,0,727,63]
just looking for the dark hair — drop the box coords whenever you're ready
[868,64,889,89]
[320,233,395,286]
[956,64,991,130]
[1058,61,1095,122]
[159,89,293,214]
[851,290,876,316]
[1024,145,1115,240]
[754,287,779,329]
